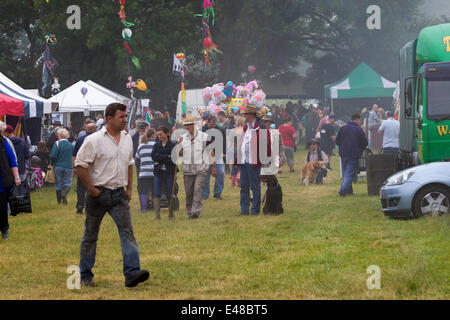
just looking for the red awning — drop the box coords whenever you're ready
[0,92,24,116]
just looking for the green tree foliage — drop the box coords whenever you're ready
[0,0,434,108]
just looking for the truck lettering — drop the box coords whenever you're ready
[437,125,449,136]
[443,36,450,52]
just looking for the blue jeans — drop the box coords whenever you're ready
[55,166,72,191]
[153,171,174,199]
[80,189,141,280]
[339,157,358,196]
[202,164,225,199]
[240,164,261,215]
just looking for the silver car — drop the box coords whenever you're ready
[380,162,450,218]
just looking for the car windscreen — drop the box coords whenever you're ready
[427,80,450,120]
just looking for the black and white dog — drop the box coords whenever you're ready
[263,175,284,215]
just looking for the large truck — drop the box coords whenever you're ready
[399,23,450,169]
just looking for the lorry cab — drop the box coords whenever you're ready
[400,24,450,168]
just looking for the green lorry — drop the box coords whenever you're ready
[399,23,450,169]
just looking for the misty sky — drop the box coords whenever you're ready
[421,0,450,18]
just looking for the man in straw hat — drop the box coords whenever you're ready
[234,105,271,215]
[177,115,210,219]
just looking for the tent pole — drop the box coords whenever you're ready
[331,99,334,113]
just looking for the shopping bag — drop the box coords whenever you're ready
[45,165,56,183]
[9,181,32,216]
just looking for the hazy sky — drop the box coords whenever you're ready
[421,0,450,18]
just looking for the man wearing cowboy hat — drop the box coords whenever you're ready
[235,105,271,215]
[178,115,210,219]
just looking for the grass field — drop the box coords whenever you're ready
[0,149,448,300]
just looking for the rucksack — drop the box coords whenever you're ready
[26,168,45,191]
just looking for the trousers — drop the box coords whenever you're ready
[79,188,141,280]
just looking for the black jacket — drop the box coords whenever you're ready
[10,137,30,175]
[151,140,177,175]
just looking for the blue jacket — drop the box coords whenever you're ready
[50,140,74,169]
[335,122,368,159]
[0,137,18,192]
[73,132,93,158]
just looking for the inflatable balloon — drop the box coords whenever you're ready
[236,86,250,99]
[122,28,132,39]
[136,79,150,94]
[45,33,57,45]
[203,37,214,51]
[223,81,234,98]
[176,53,185,61]
[231,98,244,108]
[80,87,88,97]
[202,87,213,105]
[247,80,258,93]
[211,83,226,104]
[248,65,256,74]
[248,89,266,108]
[207,101,221,114]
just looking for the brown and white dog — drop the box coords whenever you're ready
[301,161,326,186]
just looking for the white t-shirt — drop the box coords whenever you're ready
[379,118,400,149]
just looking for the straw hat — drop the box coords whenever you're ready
[261,114,274,123]
[183,115,196,125]
[240,105,258,115]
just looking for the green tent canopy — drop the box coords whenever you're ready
[324,62,397,99]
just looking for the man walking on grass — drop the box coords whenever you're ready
[75,103,149,288]
[335,113,368,197]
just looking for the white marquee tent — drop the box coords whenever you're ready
[86,80,130,104]
[50,80,120,113]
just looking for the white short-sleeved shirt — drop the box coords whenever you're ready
[75,126,135,190]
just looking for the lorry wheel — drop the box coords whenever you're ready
[412,186,450,218]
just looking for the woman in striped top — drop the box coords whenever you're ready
[135,129,156,213]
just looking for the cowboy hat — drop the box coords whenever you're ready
[307,139,320,146]
[183,115,196,125]
[261,114,274,123]
[240,105,258,115]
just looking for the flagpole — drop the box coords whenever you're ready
[181,81,187,116]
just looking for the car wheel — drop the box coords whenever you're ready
[412,186,450,218]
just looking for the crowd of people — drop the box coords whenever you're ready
[0,99,401,287]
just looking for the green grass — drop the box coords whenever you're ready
[0,149,448,300]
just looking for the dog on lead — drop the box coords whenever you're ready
[263,175,284,215]
[301,161,326,186]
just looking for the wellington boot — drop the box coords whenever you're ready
[56,190,62,205]
[139,195,148,213]
[153,198,161,220]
